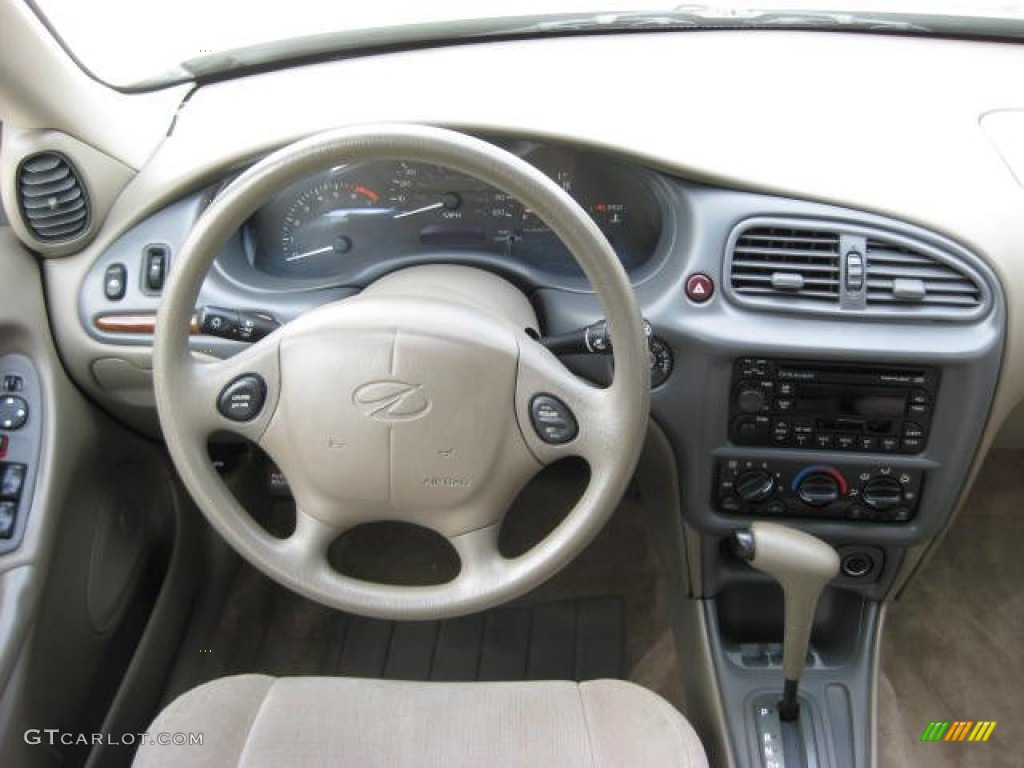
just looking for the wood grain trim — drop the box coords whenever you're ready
[95,313,199,335]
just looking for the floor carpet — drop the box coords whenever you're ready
[163,458,682,707]
[879,450,1024,767]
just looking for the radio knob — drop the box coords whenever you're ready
[737,387,767,414]
[797,473,840,507]
[862,476,904,510]
[734,470,776,503]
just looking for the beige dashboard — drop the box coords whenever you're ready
[17,30,1023,453]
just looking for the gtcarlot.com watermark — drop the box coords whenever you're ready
[25,729,203,747]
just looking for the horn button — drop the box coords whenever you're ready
[260,301,539,536]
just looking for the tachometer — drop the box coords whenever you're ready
[280,177,388,275]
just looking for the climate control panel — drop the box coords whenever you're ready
[715,457,923,523]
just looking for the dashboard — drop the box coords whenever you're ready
[15,28,1021,617]
[5,20,1024,768]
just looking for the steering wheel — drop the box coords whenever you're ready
[153,124,650,620]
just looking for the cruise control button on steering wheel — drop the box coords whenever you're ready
[530,394,578,444]
[217,374,267,422]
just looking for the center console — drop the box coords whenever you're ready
[542,181,1005,768]
[718,358,935,527]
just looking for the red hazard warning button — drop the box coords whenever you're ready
[685,273,714,303]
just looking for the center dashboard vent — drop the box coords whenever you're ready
[726,218,989,321]
[16,152,90,242]
[729,226,841,303]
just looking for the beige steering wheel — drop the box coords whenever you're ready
[153,124,650,620]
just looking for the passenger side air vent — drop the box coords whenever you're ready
[17,152,90,242]
[729,225,841,303]
[864,237,983,311]
[726,217,991,320]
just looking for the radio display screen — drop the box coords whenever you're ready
[795,384,908,418]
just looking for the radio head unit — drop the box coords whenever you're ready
[729,358,939,454]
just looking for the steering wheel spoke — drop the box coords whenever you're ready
[449,524,503,581]
[281,505,344,564]
[176,337,282,442]
[516,336,620,471]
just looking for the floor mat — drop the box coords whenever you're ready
[187,576,623,686]
[162,459,679,709]
[878,450,1024,768]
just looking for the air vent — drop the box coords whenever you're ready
[865,238,983,310]
[729,225,841,302]
[17,152,89,242]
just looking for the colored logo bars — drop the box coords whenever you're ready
[921,721,996,742]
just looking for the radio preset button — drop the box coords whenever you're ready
[909,388,930,405]
[902,436,923,452]
[814,434,834,449]
[836,435,857,450]
[771,420,791,442]
[880,437,899,452]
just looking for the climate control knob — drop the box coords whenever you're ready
[734,470,776,503]
[797,473,840,507]
[862,476,904,510]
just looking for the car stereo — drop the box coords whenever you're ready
[728,358,939,454]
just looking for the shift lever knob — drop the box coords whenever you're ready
[731,521,839,720]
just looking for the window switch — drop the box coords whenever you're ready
[145,244,169,291]
[0,501,16,538]
[104,263,127,300]
[0,463,26,500]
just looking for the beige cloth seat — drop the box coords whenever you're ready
[134,674,708,767]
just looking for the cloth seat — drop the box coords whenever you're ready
[134,674,708,767]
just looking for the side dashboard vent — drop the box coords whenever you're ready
[865,237,983,311]
[17,152,90,242]
[729,225,841,303]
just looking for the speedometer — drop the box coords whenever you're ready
[279,177,388,276]
[243,144,662,283]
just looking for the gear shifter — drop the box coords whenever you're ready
[731,521,839,721]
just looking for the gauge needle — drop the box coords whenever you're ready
[285,245,335,262]
[393,201,445,219]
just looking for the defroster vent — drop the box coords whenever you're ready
[17,152,89,242]
[729,225,841,303]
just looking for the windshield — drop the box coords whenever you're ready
[29,0,1024,88]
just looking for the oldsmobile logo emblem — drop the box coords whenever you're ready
[353,379,431,422]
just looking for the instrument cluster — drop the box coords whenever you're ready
[242,142,663,283]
